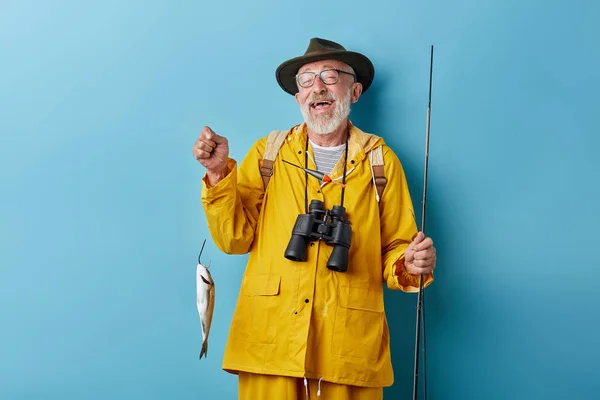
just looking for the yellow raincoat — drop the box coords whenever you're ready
[201,122,433,388]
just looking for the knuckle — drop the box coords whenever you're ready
[205,143,216,152]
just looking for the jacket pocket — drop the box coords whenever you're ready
[332,284,385,361]
[230,274,281,344]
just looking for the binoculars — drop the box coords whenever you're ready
[284,199,352,272]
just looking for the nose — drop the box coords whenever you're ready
[311,74,327,93]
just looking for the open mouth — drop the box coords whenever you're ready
[310,100,334,110]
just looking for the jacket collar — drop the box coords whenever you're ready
[289,121,385,180]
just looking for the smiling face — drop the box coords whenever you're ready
[294,59,363,135]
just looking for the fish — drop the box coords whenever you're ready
[196,239,215,360]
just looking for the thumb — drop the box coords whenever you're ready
[210,131,227,144]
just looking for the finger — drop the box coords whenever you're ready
[210,132,228,144]
[406,264,433,275]
[200,126,216,141]
[415,257,435,266]
[194,149,213,160]
[413,249,423,260]
[197,126,210,141]
[412,231,425,246]
[413,259,434,270]
[415,237,433,252]
[193,140,215,155]
[405,234,420,263]
[414,247,435,260]
[202,126,227,144]
[196,140,216,153]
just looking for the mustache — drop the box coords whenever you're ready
[305,92,337,104]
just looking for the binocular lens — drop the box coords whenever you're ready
[284,235,308,262]
[326,245,349,272]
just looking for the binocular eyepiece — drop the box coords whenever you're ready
[284,199,352,272]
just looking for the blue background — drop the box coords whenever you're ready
[1,1,598,399]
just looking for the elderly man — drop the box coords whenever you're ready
[192,38,436,400]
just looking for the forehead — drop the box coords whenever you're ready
[298,59,349,73]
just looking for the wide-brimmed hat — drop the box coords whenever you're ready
[276,37,375,95]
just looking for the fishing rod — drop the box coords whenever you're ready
[198,239,207,264]
[413,44,434,400]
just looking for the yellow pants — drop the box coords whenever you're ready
[238,372,383,400]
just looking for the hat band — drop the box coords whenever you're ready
[305,49,331,56]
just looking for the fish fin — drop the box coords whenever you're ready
[199,339,208,359]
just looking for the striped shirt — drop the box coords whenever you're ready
[309,140,346,175]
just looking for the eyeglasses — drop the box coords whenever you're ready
[295,69,356,88]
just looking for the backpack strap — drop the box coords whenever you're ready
[260,130,288,189]
[369,145,387,202]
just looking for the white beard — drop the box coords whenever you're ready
[300,90,352,135]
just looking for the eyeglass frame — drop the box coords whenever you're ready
[295,69,357,88]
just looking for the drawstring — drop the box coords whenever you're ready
[304,376,325,398]
[317,377,323,397]
[304,377,310,400]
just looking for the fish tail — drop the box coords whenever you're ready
[199,340,208,359]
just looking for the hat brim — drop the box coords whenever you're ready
[276,50,374,95]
